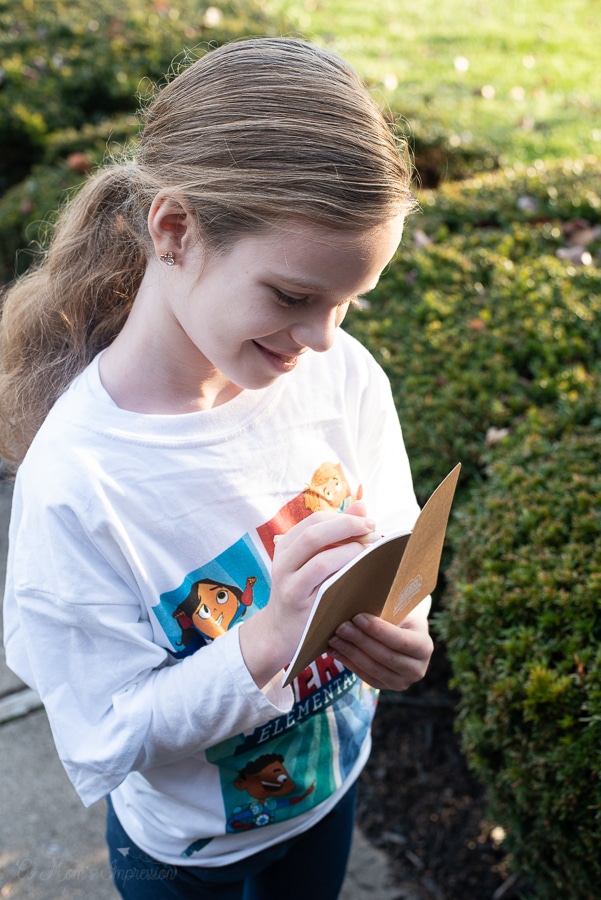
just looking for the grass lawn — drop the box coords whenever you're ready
[266,0,601,165]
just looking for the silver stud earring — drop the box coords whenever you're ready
[160,251,176,266]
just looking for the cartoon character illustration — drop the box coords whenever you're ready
[172,576,256,648]
[226,754,315,832]
[304,461,362,512]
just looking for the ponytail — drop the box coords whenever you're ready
[0,165,148,463]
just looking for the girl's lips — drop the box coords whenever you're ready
[253,341,301,372]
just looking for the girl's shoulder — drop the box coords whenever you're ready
[17,356,121,493]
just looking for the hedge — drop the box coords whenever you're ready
[346,158,601,502]
[346,159,601,894]
[0,0,277,192]
[435,430,601,898]
[417,157,601,237]
[0,114,139,282]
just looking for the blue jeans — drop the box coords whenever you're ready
[106,782,357,900]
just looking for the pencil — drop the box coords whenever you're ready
[272,532,382,546]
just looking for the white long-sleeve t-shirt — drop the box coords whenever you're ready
[3,329,422,866]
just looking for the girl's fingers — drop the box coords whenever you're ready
[276,540,370,607]
[328,614,433,691]
[328,637,429,691]
[343,500,367,517]
[265,509,379,664]
[273,509,375,573]
[343,614,433,660]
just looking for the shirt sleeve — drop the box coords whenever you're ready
[5,497,293,807]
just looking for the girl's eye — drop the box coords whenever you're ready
[273,289,309,308]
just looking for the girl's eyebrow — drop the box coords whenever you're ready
[270,272,330,292]
[271,272,381,295]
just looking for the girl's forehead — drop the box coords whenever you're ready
[276,215,405,247]
[253,215,405,282]
[204,214,405,265]
[230,215,404,264]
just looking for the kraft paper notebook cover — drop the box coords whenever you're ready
[283,463,461,687]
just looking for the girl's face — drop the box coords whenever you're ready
[163,215,405,397]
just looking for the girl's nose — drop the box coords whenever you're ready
[290,306,343,353]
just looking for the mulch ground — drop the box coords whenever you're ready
[357,638,524,900]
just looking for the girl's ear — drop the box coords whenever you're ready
[147,192,201,263]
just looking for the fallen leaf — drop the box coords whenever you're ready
[485,427,510,447]
[66,152,93,174]
[562,218,601,246]
[413,228,433,248]
[517,195,538,212]
[556,246,593,265]
[468,317,486,331]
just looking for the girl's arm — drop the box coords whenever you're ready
[5,503,374,807]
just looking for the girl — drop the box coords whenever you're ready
[0,37,433,899]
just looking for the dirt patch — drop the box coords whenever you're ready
[357,639,519,899]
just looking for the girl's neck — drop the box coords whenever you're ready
[98,281,243,415]
[99,347,243,414]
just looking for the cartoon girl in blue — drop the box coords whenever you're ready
[172,576,256,650]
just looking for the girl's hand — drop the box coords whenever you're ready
[327,607,434,691]
[240,501,375,688]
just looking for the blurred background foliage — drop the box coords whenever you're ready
[269,0,601,168]
[0,0,276,189]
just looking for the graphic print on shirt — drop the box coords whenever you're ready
[226,752,316,832]
[171,575,257,651]
[153,533,270,658]
[303,460,363,513]
[153,462,376,856]
[198,653,377,852]
[256,461,362,558]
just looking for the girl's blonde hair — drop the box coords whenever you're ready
[0,37,414,463]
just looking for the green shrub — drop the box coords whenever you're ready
[346,160,601,501]
[0,163,88,283]
[0,0,276,191]
[416,157,601,237]
[435,429,601,898]
[0,114,141,283]
[348,168,601,897]
[350,156,601,896]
